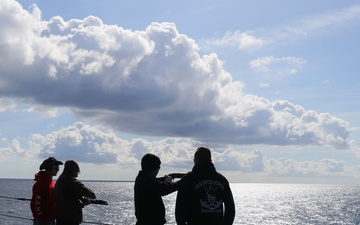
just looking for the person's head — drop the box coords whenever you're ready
[141,153,161,177]
[39,157,63,176]
[62,160,81,177]
[194,146,212,165]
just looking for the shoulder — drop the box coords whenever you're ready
[179,171,193,181]
[135,175,155,190]
[215,171,228,180]
[178,171,195,187]
[214,171,231,184]
[72,178,86,188]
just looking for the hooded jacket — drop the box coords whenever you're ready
[175,162,236,225]
[54,174,96,224]
[134,171,178,225]
[30,171,56,222]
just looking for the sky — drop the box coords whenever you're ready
[1,0,360,183]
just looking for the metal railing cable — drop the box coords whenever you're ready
[0,195,112,225]
[0,212,33,221]
[0,195,31,201]
[0,212,113,225]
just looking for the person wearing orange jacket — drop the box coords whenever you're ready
[30,157,63,225]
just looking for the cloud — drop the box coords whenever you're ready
[2,122,355,178]
[0,0,356,150]
[269,5,360,44]
[0,138,34,162]
[321,79,331,86]
[31,122,197,166]
[37,122,128,164]
[0,122,348,176]
[202,5,360,51]
[259,83,270,88]
[203,30,265,50]
[264,157,347,177]
[0,98,18,112]
[249,56,306,74]
[215,150,265,172]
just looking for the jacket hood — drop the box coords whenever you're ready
[192,162,216,175]
[34,170,52,182]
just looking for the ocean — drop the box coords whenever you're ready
[1,179,360,225]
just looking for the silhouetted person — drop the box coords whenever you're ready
[175,147,235,225]
[55,160,96,225]
[134,153,179,225]
[31,157,63,225]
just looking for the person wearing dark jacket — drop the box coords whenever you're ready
[54,160,96,225]
[134,153,179,225]
[175,147,236,225]
[30,157,63,225]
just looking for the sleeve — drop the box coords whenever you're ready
[73,180,96,200]
[223,181,236,225]
[156,177,166,182]
[31,181,48,222]
[155,177,179,196]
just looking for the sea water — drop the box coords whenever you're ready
[1,179,360,225]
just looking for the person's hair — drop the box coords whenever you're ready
[62,160,80,175]
[44,164,52,172]
[194,146,212,163]
[141,153,161,173]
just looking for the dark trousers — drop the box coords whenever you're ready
[56,218,79,225]
[136,221,164,225]
[33,220,55,225]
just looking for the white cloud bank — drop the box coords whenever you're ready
[0,0,357,152]
[0,122,357,179]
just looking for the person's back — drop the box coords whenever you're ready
[55,160,96,225]
[55,173,84,224]
[175,147,235,225]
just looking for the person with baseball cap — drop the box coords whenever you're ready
[30,157,63,225]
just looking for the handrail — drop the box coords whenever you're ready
[0,212,113,225]
[0,195,111,225]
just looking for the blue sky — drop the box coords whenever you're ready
[1,0,360,183]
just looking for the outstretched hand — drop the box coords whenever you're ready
[165,175,173,182]
[167,173,186,179]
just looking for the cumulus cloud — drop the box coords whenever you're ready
[215,149,264,172]
[1,122,352,178]
[0,138,33,162]
[0,0,356,150]
[29,122,195,166]
[37,122,128,164]
[264,157,347,176]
